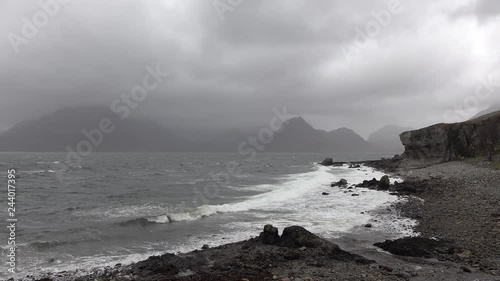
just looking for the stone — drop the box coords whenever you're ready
[356,178,379,188]
[378,175,390,190]
[259,224,280,245]
[322,192,329,195]
[374,237,456,258]
[283,249,301,260]
[379,265,393,272]
[320,158,333,166]
[460,266,472,273]
[331,179,348,187]
[389,181,419,194]
[280,226,333,249]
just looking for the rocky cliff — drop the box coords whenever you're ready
[399,111,500,166]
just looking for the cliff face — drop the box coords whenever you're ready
[399,111,500,166]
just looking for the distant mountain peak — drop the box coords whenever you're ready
[284,116,316,131]
[329,127,355,134]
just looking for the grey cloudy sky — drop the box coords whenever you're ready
[1,0,499,137]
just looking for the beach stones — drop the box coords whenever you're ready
[283,249,301,260]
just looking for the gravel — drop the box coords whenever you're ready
[397,161,500,274]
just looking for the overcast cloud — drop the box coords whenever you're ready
[1,0,500,137]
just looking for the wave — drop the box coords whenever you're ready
[147,166,332,223]
[119,218,159,227]
[27,237,103,251]
[29,240,72,250]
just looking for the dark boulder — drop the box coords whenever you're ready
[390,181,418,194]
[319,158,333,166]
[259,224,280,245]
[378,175,390,190]
[331,178,348,187]
[374,237,456,258]
[348,164,361,169]
[322,192,329,196]
[280,226,325,248]
[356,178,379,189]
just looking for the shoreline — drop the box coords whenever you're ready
[19,160,500,280]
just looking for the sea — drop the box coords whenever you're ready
[0,152,416,280]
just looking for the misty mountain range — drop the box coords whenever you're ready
[0,106,409,153]
[470,103,500,120]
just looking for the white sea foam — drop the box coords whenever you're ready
[149,165,411,238]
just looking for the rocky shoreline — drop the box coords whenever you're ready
[24,159,500,281]
[391,161,500,274]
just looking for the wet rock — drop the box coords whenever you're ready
[322,192,329,195]
[201,244,210,250]
[331,178,348,187]
[378,175,390,190]
[364,223,372,228]
[280,226,327,248]
[390,181,419,194]
[374,237,456,258]
[356,178,379,189]
[320,158,333,166]
[260,224,280,245]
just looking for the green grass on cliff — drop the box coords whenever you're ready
[464,155,500,170]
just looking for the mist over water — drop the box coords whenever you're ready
[0,152,413,279]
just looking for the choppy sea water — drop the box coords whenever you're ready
[0,152,415,279]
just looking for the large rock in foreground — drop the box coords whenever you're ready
[280,226,329,248]
[374,237,457,259]
[259,224,280,245]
